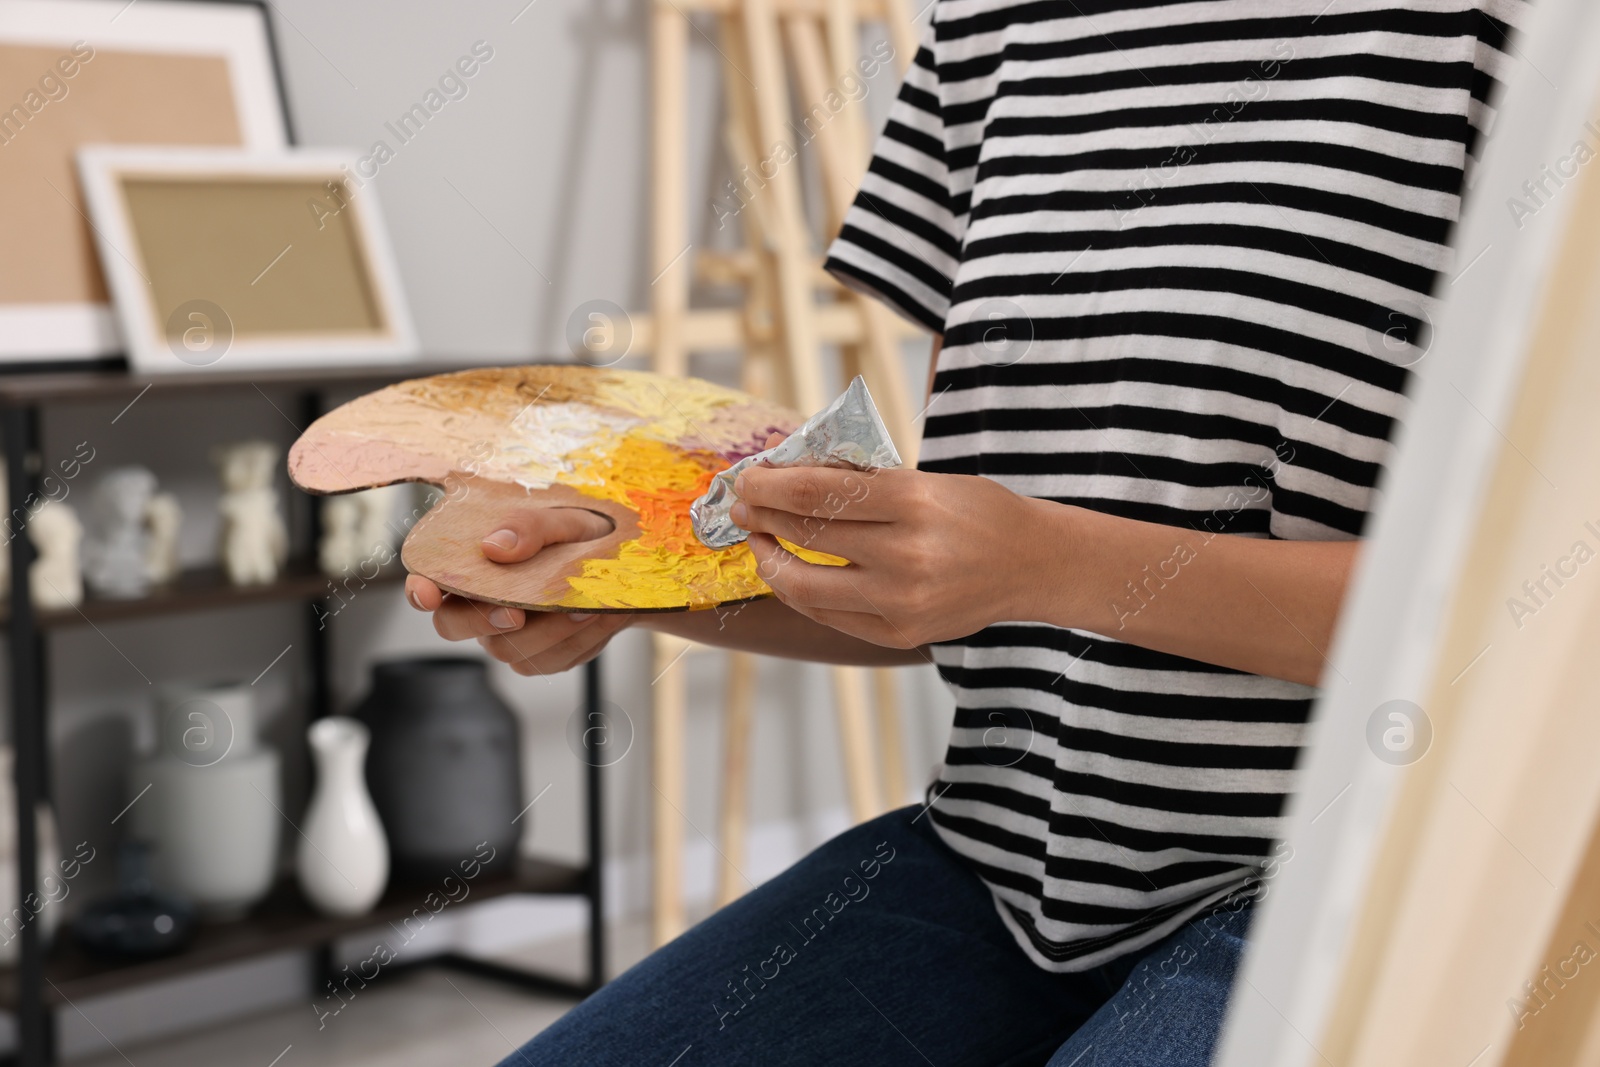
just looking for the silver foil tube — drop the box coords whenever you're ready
[690,376,902,549]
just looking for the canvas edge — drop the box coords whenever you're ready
[1214,3,1600,1064]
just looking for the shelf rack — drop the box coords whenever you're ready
[0,362,605,1066]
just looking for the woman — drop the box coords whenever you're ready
[410,2,1523,1062]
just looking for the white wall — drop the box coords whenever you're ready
[270,0,665,357]
[21,0,951,1052]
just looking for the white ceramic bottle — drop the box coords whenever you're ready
[297,717,388,917]
[132,683,281,919]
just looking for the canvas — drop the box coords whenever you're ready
[1215,1,1600,1065]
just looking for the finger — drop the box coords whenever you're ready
[762,431,789,449]
[791,603,928,653]
[734,465,901,522]
[405,575,444,612]
[733,501,866,559]
[448,604,597,647]
[505,616,625,675]
[481,506,615,564]
[433,594,550,641]
[480,613,629,675]
[749,533,872,612]
[758,559,916,648]
[762,564,929,653]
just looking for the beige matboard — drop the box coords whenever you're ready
[121,176,384,337]
[0,45,242,306]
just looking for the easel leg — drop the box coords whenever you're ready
[741,0,828,414]
[651,0,691,378]
[872,668,907,807]
[881,0,918,76]
[787,9,918,455]
[648,0,692,950]
[716,652,758,906]
[831,665,882,822]
[651,633,690,946]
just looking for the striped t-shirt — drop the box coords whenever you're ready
[823,0,1524,971]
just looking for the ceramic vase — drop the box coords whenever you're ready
[298,717,388,917]
[356,657,521,880]
[0,746,61,965]
[131,683,281,919]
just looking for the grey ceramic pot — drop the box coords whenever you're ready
[354,657,521,881]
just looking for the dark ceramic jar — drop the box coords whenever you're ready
[354,657,521,881]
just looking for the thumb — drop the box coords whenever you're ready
[481,507,614,564]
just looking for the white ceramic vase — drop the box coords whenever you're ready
[297,717,388,917]
[0,746,61,965]
[132,684,281,919]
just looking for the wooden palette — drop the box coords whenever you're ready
[288,366,801,612]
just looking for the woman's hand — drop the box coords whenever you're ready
[404,507,633,676]
[731,462,1055,650]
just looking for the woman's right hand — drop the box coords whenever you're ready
[404,507,633,676]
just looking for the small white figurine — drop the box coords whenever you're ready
[82,467,157,599]
[317,496,363,578]
[356,485,404,562]
[215,441,288,587]
[144,492,183,585]
[318,485,404,578]
[28,501,83,609]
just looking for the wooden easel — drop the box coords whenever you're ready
[625,0,922,944]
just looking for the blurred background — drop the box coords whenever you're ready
[0,0,945,1062]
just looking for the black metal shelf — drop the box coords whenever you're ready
[0,859,587,1008]
[0,558,402,630]
[0,361,606,1066]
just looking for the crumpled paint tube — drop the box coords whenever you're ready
[690,376,902,549]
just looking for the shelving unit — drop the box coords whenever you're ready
[1,557,400,629]
[0,364,606,1067]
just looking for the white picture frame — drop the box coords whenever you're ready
[1216,0,1600,1063]
[0,0,288,361]
[76,146,419,374]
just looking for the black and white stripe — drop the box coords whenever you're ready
[825,0,1524,970]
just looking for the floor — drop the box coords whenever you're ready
[74,919,664,1067]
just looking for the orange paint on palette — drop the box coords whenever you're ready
[287,366,810,613]
[552,434,767,610]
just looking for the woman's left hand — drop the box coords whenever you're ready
[730,461,1058,650]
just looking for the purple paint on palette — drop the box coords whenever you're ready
[719,425,785,464]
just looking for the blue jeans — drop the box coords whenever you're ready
[497,806,1253,1066]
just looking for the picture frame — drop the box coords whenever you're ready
[1216,0,1600,1064]
[0,0,289,363]
[76,146,418,374]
